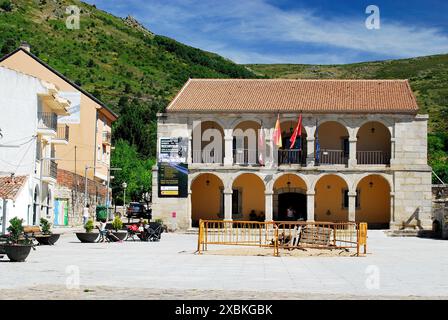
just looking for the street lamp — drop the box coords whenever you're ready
[84,165,97,206]
[122,182,127,212]
[105,167,122,219]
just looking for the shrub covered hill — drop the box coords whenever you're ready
[0,0,446,201]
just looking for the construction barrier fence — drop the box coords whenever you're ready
[197,219,368,257]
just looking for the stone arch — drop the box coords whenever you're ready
[267,172,310,193]
[229,117,264,129]
[191,172,225,226]
[355,121,392,165]
[311,173,353,192]
[354,174,391,228]
[231,173,266,221]
[314,174,350,222]
[352,173,393,192]
[353,119,393,138]
[272,173,309,220]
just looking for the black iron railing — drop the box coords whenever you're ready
[37,112,57,131]
[42,159,57,179]
[56,124,69,141]
[278,149,306,165]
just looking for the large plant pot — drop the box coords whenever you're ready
[75,232,99,243]
[35,234,61,246]
[4,244,33,262]
[112,231,127,241]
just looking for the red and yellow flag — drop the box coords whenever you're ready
[289,114,302,149]
[273,114,282,148]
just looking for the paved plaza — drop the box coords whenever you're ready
[1,230,448,299]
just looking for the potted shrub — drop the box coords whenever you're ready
[3,217,35,262]
[75,219,99,243]
[35,218,60,245]
[111,215,126,240]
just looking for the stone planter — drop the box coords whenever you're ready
[4,244,33,262]
[35,234,61,245]
[112,231,127,241]
[75,232,99,243]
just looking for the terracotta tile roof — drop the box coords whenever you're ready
[0,175,27,200]
[166,79,419,114]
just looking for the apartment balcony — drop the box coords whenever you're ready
[53,124,69,144]
[278,149,306,165]
[317,150,348,165]
[233,149,258,165]
[357,151,390,165]
[41,159,57,183]
[102,131,111,145]
[37,112,58,136]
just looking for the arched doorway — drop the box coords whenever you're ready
[32,185,39,225]
[356,175,391,229]
[278,121,307,165]
[315,121,349,165]
[315,174,349,222]
[356,121,391,165]
[191,173,223,226]
[273,174,307,221]
[232,173,265,221]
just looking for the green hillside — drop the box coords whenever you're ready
[0,0,259,201]
[247,57,448,183]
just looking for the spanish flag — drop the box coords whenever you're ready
[273,114,282,148]
[289,114,302,149]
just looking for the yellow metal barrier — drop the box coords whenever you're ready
[197,219,368,257]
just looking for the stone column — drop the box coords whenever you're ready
[306,190,315,221]
[389,192,395,225]
[223,129,233,165]
[223,190,233,221]
[187,190,192,229]
[265,191,273,222]
[348,138,357,167]
[348,191,357,222]
[306,137,315,167]
[187,131,193,164]
[390,137,396,166]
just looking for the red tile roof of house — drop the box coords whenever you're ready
[0,175,27,200]
[166,79,419,114]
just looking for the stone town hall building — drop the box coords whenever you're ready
[152,79,432,230]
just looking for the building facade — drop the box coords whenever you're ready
[0,44,118,226]
[152,79,432,230]
[0,66,70,231]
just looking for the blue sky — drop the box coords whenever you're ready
[84,0,448,64]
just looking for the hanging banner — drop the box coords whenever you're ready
[158,162,188,198]
[159,137,188,163]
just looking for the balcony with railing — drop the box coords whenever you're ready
[192,149,223,164]
[233,149,258,165]
[317,150,348,165]
[102,131,111,145]
[41,159,58,181]
[37,112,58,133]
[53,124,69,144]
[278,149,306,165]
[357,151,390,165]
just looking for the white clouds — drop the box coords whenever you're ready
[90,0,448,64]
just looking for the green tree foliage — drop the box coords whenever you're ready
[428,132,448,183]
[111,139,155,204]
[0,0,13,12]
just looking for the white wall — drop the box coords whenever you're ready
[0,67,46,176]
